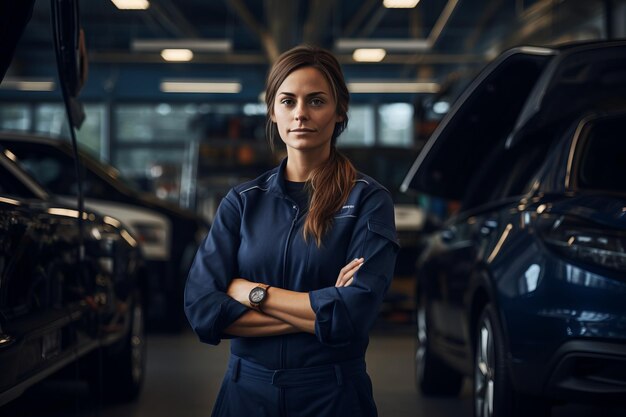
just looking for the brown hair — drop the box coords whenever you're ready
[265,45,356,246]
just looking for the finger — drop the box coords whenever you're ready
[336,262,363,287]
[339,258,362,275]
[336,259,360,285]
[343,277,354,287]
[336,260,361,286]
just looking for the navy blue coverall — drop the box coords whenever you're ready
[184,158,399,417]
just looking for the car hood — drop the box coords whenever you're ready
[401,40,626,201]
[400,46,555,200]
[0,1,35,81]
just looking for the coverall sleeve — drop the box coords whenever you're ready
[309,188,400,347]
[184,189,249,345]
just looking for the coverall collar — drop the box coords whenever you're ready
[267,157,290,198]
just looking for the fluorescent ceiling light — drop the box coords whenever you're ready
[352,48,386,62]
[160,80,242,94]
[383,0,420,8]
[348,81,439,94]
[111,0,150,10]
[161,49,194,62]
[132,39,231,53]
[0,78,55,91]
[337,0,458,52]
[336,38,430,52]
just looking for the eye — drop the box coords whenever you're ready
[310,98,324,106]
[280,98,295,106]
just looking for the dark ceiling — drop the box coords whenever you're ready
[1,0,614,103]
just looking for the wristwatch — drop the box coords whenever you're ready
[248,283,270,311]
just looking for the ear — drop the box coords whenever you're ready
[336,114,345,123]
[270,113,276,122]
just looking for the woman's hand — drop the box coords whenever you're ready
[227,278,257,307]
[335,258,364,287]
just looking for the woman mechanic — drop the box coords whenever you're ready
[184,45,399,417]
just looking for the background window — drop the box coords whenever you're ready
[378,103,414,147]
[115,104,198,143]
[340,105,375,146]
[35,103,106,158]
[114,147,187,202]
[0,104,31,131]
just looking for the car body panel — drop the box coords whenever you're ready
[0,153,142,406]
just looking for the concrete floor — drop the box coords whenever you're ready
[2,323,625,417]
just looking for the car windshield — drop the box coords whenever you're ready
[0,160,37,199]
[0,140,133,200]
[576,117,626,194]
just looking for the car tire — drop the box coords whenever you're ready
[474,304,550,417]
[92,297,147,403]
[415,298,464,396]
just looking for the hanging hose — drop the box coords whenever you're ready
[50,0,86,262]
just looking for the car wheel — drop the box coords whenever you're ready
[415,298,464,396]
[98,297,147,402]
[474,304,550,417]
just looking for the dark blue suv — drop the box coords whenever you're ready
[403,41,626,417]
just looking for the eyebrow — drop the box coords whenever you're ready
[277,91,329,98]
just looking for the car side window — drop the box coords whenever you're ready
[576,117,626,194]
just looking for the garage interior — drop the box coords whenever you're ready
[1,1,626,416]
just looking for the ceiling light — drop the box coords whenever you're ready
[336,38,430,52]
[383,0,420,8]
[132,39,232,53]
[348,81,439,94]
[160,49,193,62]
[160,80,242,94]
[111,0,150,10]
[0,78,55,91]
[352,48,386,62]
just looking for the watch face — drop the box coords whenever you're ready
[249,287,266,304]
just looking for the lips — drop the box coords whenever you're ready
[289,128,316,133]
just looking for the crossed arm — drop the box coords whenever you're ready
[224,258,364,337]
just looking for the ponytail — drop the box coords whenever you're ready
[304,147,356,247]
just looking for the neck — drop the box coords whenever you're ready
[285,146,332,182]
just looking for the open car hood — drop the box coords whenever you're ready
[0,1,35,81]
[401,40,626,201]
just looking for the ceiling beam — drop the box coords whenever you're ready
[149,0,200,38]
[264,0,297,54]
[356,6,388,38]
[464,0,503,51]
[342,0,380,38]
[225,0,279,62]
[88,51,485,66]
[303,0,334,46]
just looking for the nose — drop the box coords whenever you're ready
[294,102,308,121]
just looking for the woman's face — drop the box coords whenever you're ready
[271,66,343,156]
